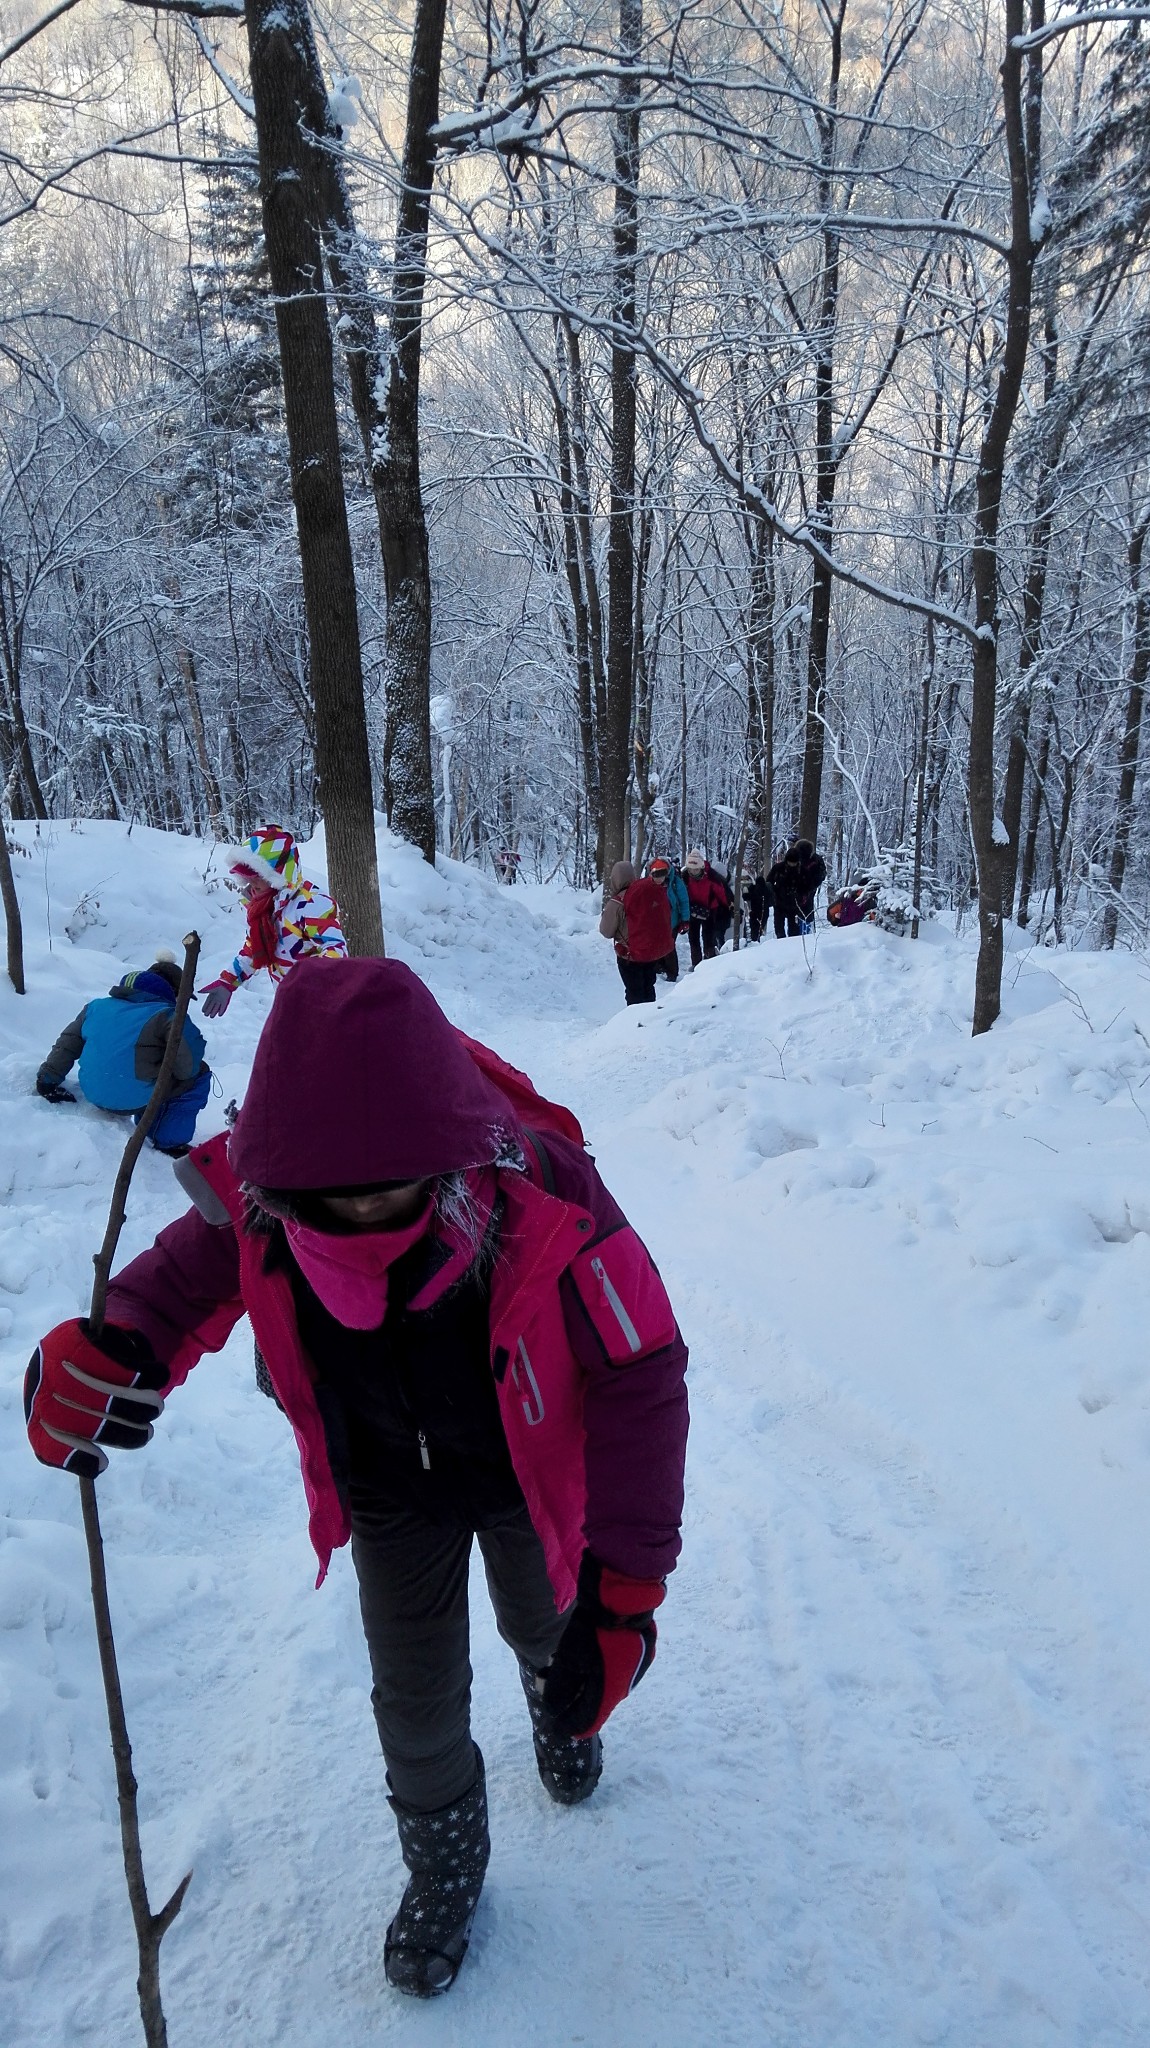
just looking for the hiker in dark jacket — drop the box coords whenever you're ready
[744,872,773,942]
[766,840,828,938]
[36,958,211,1154]
[710,861,735,950]
[599,860,674,1004]
[25,958,688,2001]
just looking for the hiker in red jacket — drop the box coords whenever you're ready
[681,849,729,967]
[24,959,688,2002]
[599,860,674,1004]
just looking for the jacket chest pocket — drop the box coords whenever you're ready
[570,1227,677,1365]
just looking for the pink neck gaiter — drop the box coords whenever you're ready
[283,1168,497,1330]
[285,1201,434,1330]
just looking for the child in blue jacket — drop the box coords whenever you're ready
[36,956,211,1154]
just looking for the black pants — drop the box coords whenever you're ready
[351,1501,567,1811]
[687,917,717,967]
[657,946,679,982]
[618,957,658,1003]
[773,906,802,937]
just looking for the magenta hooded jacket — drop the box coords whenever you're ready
[104,959,689,1603]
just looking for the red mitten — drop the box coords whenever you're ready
[25,1320,168,1480]
[540,1551,666,1738]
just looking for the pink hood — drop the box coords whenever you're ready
[229,957,521,1189]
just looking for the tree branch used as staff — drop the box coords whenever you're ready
[80,929,201,2048]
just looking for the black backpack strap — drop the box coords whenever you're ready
[521,1127,556,1194]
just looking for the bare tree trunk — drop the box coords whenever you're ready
[998,291,1061,912]
[373,0,443,860]
[601,0,642,876]
[911,619,933,938]
[632,507,655,870]
[0,794,25,993]
[1101,517,1149,948]
[244,0,384,955]
[550,322,601,846]
[969,0,1041,1036]
[797,10,845,849]
[1016,697,1049,928]
[152,505,227,836]
[564,325,609,873]
[282,0,441,864]
[747,514,775,867]
[0,558,48,818]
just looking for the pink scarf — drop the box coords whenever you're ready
[284,1169,496,1330]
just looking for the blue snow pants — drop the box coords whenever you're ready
[134,1066,212,1150]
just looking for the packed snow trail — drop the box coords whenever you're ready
[2,822,1149,2046]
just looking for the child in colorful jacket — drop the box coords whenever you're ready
[200,826,346,1017]
[25,958,688,2002]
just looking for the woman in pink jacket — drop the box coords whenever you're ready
[25,959,689,2001]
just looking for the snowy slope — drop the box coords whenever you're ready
[2,821,1149,2047]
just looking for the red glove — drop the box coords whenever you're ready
[25,1320,168,1481]
[540,1551,666,1738]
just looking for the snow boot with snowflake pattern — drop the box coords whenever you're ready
[518,1659,603,1805]
[384,1748,489,1997]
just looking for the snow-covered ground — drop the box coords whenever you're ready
[2,819,1149,2047]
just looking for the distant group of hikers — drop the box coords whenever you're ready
[600,838,829,1005]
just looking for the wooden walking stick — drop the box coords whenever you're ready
[79,930,201,2048]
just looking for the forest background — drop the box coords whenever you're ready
[3,0,1150,1027]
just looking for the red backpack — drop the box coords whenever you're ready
[456,1030,586,1147]
[620,877,674,962]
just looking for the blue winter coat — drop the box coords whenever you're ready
[666,868,690,931]
[41,973,207,1111]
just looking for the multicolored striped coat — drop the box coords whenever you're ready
[215,828,347,992]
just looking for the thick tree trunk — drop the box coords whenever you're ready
[601,0,642,877]
[286,0,441,864]
[244,0,384,955]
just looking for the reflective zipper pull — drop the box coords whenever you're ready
[418,1430,431,1471]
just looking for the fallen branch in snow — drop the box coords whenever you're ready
[80,929,201,2048]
